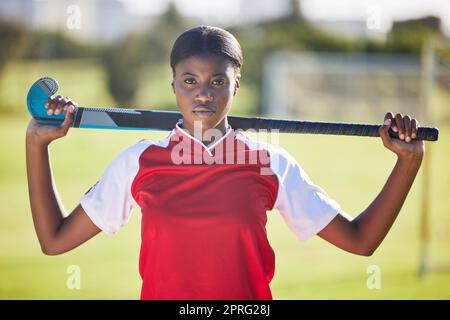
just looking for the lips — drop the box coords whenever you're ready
[192,106,216,119]
[193,110,216,119]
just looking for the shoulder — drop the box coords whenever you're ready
[120,139,153,157]
[109,139,154,168]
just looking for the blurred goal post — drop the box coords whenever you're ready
[262,47,446,278]
[262,51,423,123]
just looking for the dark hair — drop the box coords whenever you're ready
[170,25,243,75]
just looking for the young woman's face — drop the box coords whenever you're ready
[171,54,240,133]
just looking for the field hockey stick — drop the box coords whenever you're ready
[27,77,439,141]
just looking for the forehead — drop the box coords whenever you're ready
[175,54,234,76]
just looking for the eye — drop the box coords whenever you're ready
[184,78,197,85]
[212,79,225,86]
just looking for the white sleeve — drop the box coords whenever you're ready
[270,147,347,242]
[80,140,151,235]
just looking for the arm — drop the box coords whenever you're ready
[318,112,424,256]
[26,97,101,255]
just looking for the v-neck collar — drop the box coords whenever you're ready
[171,119,234,156]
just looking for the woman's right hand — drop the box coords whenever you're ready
[26,95,78,146]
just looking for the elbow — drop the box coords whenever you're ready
[41,246,58,256]
[355,245,377,257]
[359,248,375,257]
[351,223,377,256]
[40,244,63,256]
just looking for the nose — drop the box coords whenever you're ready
[195,85,214,103]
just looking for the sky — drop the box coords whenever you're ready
[119,0,450,34]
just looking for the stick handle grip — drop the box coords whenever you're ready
[227,117,439,141]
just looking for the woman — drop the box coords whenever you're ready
[26,25,424,300]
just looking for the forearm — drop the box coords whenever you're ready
[353,154,423,254]
[26,139,66,251]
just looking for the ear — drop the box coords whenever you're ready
[171,81,175,94]
[233,75,241,96]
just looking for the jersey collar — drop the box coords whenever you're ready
[171,118,234,156]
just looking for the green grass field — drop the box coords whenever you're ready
[1,59,449,299]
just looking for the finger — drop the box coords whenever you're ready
[404,115,412,142]
[62,97,71,111]
[45,95,60,108]
[63,99,77,113]
[46,96,56,115]
[384,112,394,122]
[386,112,398,132]
[379,118,393,149]
[395,113,404,140]
[47,95,62,115]
[55,96,70,115]
[411,119,418,139]
[383,112,394,131]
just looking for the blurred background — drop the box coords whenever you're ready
[0,0,449,299]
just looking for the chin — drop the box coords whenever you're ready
[192,119,217,130]
[191,115,221,126]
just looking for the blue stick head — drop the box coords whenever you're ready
[26,77,64,125]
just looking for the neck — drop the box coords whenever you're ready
[182,117,229,146]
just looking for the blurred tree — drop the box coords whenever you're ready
[22,31,102,59]
[0,21,26,75]
[365,16,444,54]
[385,16,443,53]
[102,2,189,106]
[287,0,304,21]
[103,33,144,106]
[141,2,188,65]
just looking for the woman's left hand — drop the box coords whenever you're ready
[379,112,425,160]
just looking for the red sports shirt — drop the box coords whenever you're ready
[81,120,345,299]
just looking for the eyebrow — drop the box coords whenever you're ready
[181,72,227,77]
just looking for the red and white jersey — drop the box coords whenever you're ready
[80,120,345,300]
